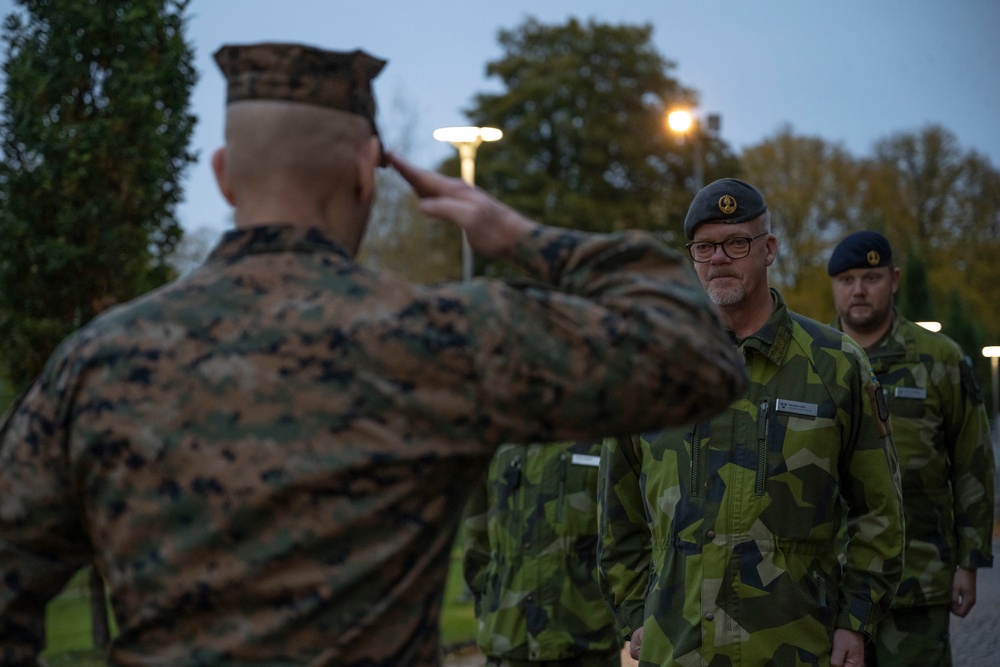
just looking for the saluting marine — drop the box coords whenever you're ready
[828,230,995,667]
[0,43,746,666]
[598,179,904,667]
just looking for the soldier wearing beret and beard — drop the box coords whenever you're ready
[599,179,904,667]
[828,230,995,667]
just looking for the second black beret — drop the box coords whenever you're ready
[827,230,893,276]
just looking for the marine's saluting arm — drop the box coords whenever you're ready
[390,153,748,445]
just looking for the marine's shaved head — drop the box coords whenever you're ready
[224,100,374,198]
[213,100,381,251]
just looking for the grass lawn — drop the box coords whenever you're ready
[42,548,477,664]
[41,570,110,667]
[440,543,478,649]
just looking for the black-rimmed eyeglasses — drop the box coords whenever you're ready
[685,231,768,263]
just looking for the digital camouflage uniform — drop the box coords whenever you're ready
[835,310,995,665]
[463,440,621,666]
[598,289,904,667]
[0,222,747,666]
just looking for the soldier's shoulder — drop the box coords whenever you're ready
[786,311,873,387]
[899,319,966,360]
[788,311,861,353]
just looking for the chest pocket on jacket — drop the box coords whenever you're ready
[759,397,827,498]
[885,384,928,419]
[554,450,601,534]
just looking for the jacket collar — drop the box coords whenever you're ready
[737,288,791,365]
[832,307,919,365]
[208,224,353,263]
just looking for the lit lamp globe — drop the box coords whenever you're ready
[432,126,503,186]
[432,126,503,146]
[667,110,693,134]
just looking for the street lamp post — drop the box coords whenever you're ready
[432,126,502,282]
[983,346,1000,418]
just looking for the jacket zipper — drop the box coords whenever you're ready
[509,457,522,526]
[690,422,701,498]
[557,451,567,523]
[755,398,769,497]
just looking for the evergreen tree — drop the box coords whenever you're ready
[0,0,197,390]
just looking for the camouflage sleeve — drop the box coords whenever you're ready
[837,342,904,637]
[597,434,649,640]
[949,355,995,569]
[468,226,747,445]
[0,356,93,662]
[461,475,491,598]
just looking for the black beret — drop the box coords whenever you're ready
[683,178,768,239]
[827,231,893,276]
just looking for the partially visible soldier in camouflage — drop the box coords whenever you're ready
[827,230,995,667]
[598,179,904,667]
[463,440,621,667]
[0,42,748,666]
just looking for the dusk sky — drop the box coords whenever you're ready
[2,0,999,239]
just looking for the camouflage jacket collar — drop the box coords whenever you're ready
[736,288,792,366]
[831,307,919,368]
[866,309,922,367]
[208,224,353,262]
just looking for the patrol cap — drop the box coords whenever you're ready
[827,230,893,276]
[683,178,768,239]
[214,42,387,143]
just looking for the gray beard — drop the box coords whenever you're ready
[707,283,746,307]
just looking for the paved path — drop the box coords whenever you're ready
[950,535,1000,666]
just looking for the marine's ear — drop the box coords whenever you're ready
[355,136,381,205]
[211,147,236,206]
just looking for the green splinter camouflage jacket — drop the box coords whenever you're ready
[598,289,904,667]
[463,440,620,662]
[835,311,995,608]
[0,224,746,666]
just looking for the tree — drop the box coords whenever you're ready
[866,125,966,258]
[898,253,935,322]
[0,0,197,391]
[456,18,738,252]
[863,125,1000,348]
[358,168,462,283]
[739,124,1000,339]
[740,126,861,321]
[357,86,461,283]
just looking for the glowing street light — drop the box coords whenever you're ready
[983,346,1000,418]
[433,126,503,283]
[667,110,693,134]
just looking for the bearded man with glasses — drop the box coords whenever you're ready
[598,178,905,667]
